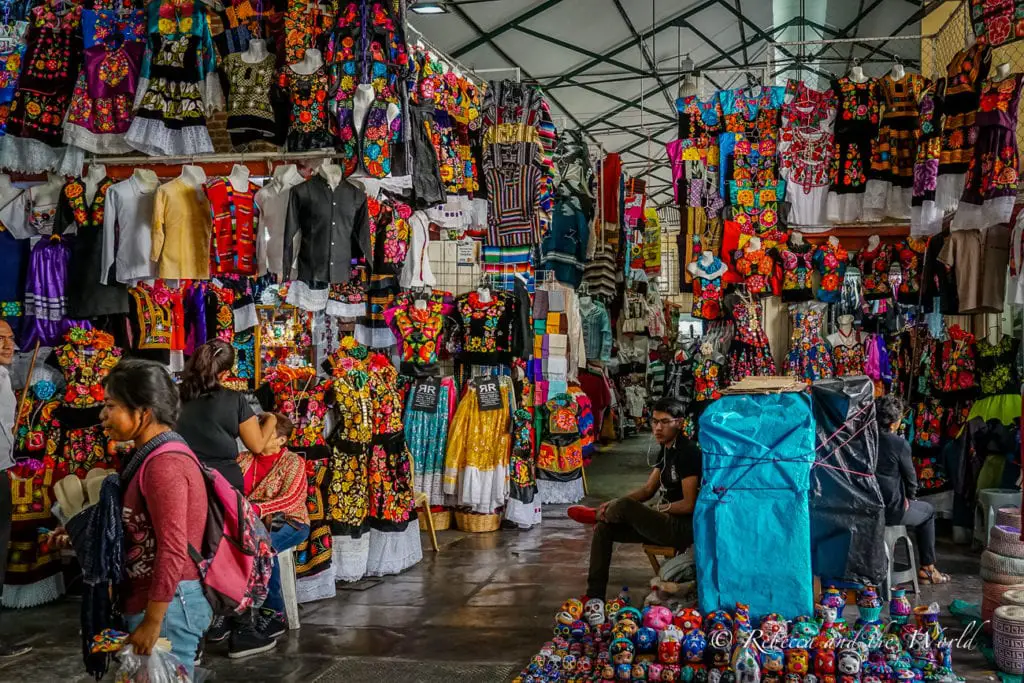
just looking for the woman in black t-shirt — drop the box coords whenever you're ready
[176,339,276,490]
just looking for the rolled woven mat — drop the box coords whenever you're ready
[990,525,1024,558]
[994,605,1024,674]
[998,507,1022,529]
[985,583,1024,627]
[1004,590,1024,607]
[982,550,1024,583]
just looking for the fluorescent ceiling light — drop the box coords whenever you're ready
[411,1,448,13]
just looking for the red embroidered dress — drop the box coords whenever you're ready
[858,242,895,300]
[206,177,258,276]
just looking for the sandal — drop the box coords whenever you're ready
[919,568,951,584]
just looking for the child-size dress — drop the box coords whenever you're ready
[866,73,928,221]
[786,305,834,383]
[937,42,992,211]
[828,331,867,376]
[278,64,332,151]
[894,236,929,305]
[62,8,147,154]
[779,81,836,226]
[813,240,849,303]
[727,297,776,383]
[733,246,776,297]
[911,81,944,236]
[952,73,1024,231]
[858,242,894,300]
[775,240,816,302]
[828,77,880,222]
[691,256,728,319]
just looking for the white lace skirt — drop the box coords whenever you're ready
[0,136,84,176]
[504,498,542,528]
[951,195,1016,232]
[365,525,423,577]
[935,172,966,213]
[124,117,214,157]
[333,534,370,583]
[1,573,64,609]
[537,478,585,505]
[295,569,336,604]
[826,191,865,224]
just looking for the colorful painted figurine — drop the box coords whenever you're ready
[888,588,912,625]
[659,627,683,665]
[836,645,864,683]
[631,661,649,680]
[636,627,659,660]
[814,647,836,683]
[645,605,675,631]
[820,585,846,618]
[616,662,633,681]
[761,649,784,683]
[611,637,636,665]
[704,609,733,633]
[731,641,761,683]
[675,608,703,633]
[648,662,664,681]
[682,630,707,681]
[585,598,607,626]
[785,648,811,680]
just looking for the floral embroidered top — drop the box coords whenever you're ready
[833,76,880,131]
[54,327,122,408]
[828,332,867,376]
[813,241,848,303]
[734,247,776,297]
[978,73,1024,132]
[385,297,450,376]
[691,256,728,320]
[718,84,787,139]
[774,241,816,302]
[205,178,259,276]
[858,242,895,300]
[940,42,992,172]
[449,291,518,365]
[977,335,1021,397]
[324,339,374,446]
[128,280,175,350]
[14,381,60,459]
[675,94,723,143]
[933,325,978,395]
[367,196,412,285]
[693,353,724,403]
[268,369,334,449]
[895,237,928,304]
[278,64,332,152]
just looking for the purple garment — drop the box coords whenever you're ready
[184,281,208,355]
[83,41,145,99]
[22,239,90,347]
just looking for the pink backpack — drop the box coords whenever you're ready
[139,442,275,616]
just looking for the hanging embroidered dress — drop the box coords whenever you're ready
[866,73,929,221]
[733,246,776,297]
[670,94,724,212]
[62,8,147,154]
[828,331,867,376]
[727,297,776,383]
[952,73,1024,231]
[693,352,725,406]
[0,26,27,138]
[222,51,279,147]
[911,81,945,236]
[813,240,848,303]
[0,2,84,175]
[828,77,880,222]
[895,237,928,305]
[278,64,333,152]
[23,237,74,347]
[786,305,834,383]
[780,81,836,226]
[937,42,992,211]
[505,406,539,528]
[385,295,450,377]
[858,242,895,300]
[977,335,1021,397]
[403,376,456,507]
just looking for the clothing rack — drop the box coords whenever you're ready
[85,150,345,166]
[406,22,485,86]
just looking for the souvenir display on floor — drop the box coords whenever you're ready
[514,589,960,683]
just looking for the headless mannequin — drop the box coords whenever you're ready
[272,163,302,187]
[791,231,805,246]
[988,326,1002,346]
[677,72,699,99]
[688,250,723,280]
[292,48,323,75]
[890,61,905,81]
[36,173,64,205]
[744,236,763,254]
[477,285,492,303]
[849,65,868,84]
[227,163,250,193]
[318,161,342,189]
[866,234,881,252]
[994,62,1012,80]
[132,168,159,193]
[179,164,207,188]
[829,314,860,349]
[84,163,107,203]
[828,235,841,249]
[242,38,269,63]
[579,294,593,314]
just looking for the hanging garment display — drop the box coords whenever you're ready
[151,174,212,280]
[911,80,945,236]
[22,237,73,347]
[449,290,519,366]
[977,335,1021,398]
[505,405,539,528]
[689,255,728,320]
[773,238,816,302]
[726,296,776,383]
[444,376,512,514]
[866,73,928,221]
[221,51,280,147]
[828,76,880,222]
[103,174,159,284]
[812,239,848,303]
[937,43,992,211]
[385,293,450,376]
[827,330,867,376]
[404,376,457,507]
[206,177,259,276]
[786,304,834,383]
[733,243,777,297]
[894,237,928,305]
[278,63,332,152]
[536,391,585,505]
[255,164,305,278]
[780,81,836,226]
[953,73,1024,231]
[858,241,894,301]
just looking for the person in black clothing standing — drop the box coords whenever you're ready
[569,397,702,599]
[874,395,950,584]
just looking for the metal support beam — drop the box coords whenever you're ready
[451,0,567,58]
[514,25,648,79]
[734,0,749,65]
[857,5,929,64]
[715,0,800,63]
[559,78,677,125]
[546,0,720,90]
[802,19,919,67]
[610,0,676,111]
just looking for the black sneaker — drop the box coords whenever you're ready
[256,608,287,640]
[228,622,277,659]
[0,643,31,658]
[206,615,231,643]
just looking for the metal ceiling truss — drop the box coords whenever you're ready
[609,0,676,111]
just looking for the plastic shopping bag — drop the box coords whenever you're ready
[113,644,190,683]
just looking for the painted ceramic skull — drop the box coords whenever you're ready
[682,630,706,663]
[613,620,639,641]
[585,598,607,626]
[837,647,863,676]
[645,605,674,631]
[579,656,593,673]
[606,597,626,620]
[570,620,590,640]
[562,598,584,621]
[674,607,703,633]
[659,639,682,665]
[563,654,578,673]
[636,627,658,653]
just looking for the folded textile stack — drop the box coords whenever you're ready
[982,507,1024,628]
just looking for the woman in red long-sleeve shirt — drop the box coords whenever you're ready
[100,359,211,677]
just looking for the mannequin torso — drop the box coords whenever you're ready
[227,164,251,193]
[132,168,160,193]
[0,174,20,208]
[179,164,207,188]
[318,161,342,189]
[84,164,107,203]
[242,38,269,64]
[890,63,905,81]
[292,48,323,75]
[849,65,868,84]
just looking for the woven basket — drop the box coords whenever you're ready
[995,605,1024,674]
[419,508,452,533]
[998,507,1022,529]
[982,551,1024,583]
[454,510,501,533]
[1004,590,1024,608]
[991,525,1024,558]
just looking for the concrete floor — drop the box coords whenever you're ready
[0,435,998,681]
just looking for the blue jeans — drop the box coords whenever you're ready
[264,523,309,613]
[125,580,212,679]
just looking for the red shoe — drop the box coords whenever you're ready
[568,505,598,525]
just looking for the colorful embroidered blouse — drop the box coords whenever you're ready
[775,241,816,302]
[449,291,518,365]
[386,298,449,375]
[128,280,175,350]
[977,335,1020,397]
[895,237,928,304]
[858,242,894,300]
[813,241,848,303]
[830,336,867,377]
[940,42,992,172]
[693,354,724,403]
[324,339,374,445]
[269,372,334,448]
[933,325,977,395]
[206,178,259,276]
[734,247,776,297]
[54,327,122,408]
[278,65,332,152]
[691,257,728,320]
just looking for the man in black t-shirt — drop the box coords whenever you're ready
[569,397,702,599]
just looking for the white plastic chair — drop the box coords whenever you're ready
[276,547,300,630]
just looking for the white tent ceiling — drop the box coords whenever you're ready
[410,0,934,205]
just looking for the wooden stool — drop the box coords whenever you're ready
[643,545,678,574]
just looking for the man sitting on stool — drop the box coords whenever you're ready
[568,397,702,599]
